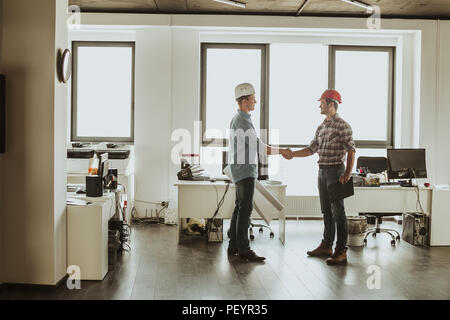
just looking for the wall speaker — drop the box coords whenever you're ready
[0,74,5,154]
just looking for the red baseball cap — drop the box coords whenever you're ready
[318,89,342,104]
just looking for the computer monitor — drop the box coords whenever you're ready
[387,149,427,182]
[97,153,110,184]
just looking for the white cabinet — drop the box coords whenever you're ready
[67,194,115,280]
[430,187,450,246]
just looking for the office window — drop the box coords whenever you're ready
[269,44,328,146]
[330,46,394,148]
[201,44,266,146]
[72,42,135,142]
[201,43,395,195]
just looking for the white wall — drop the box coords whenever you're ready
[437,21,450,186]
[74,14,450,213]
[134,28,172,214]
[0,0,68,285]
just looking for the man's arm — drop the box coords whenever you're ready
[258,139,292,159]
[340,123,356,184]
[265,145,291,157]
[292,147,313,158]
[340,150,355,184]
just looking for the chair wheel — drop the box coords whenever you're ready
[391,240,396,246]
[250,235,255,241]
[259,228,264,234]
[396,236,401,241]
[363,239,367,245]
[372,233,377,238]
[270,232,274,239]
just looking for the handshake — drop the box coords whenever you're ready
[280,148,294,160]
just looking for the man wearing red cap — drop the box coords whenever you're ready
[290,89,355,265]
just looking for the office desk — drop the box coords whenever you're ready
[175,181,287,244]
[345,186,432,214]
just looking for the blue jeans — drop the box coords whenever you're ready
[318,165,348,248]
[229,177,255,253]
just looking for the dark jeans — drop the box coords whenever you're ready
[318,165,348,248]
[229,177,255,253]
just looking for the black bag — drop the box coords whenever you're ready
[327,177,354,203]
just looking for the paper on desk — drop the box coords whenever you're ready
[67,198,92,206]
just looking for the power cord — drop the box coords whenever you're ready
[412,169,425,214]
[206,182,231,232]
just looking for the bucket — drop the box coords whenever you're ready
[347,216,368,247]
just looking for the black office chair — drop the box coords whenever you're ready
[356,156,401,246]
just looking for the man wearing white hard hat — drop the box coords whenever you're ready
[227,83,293,262]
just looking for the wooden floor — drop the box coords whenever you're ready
[1,219,450,300]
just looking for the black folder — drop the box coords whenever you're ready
[327,177,354,203]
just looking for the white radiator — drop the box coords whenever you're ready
[286,196,322,217]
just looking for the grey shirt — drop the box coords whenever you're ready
[228,111,261,183]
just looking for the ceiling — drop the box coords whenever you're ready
[69,0,450,19]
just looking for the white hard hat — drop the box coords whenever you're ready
[235,83,255,100]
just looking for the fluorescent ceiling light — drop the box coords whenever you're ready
[213,0,246,9]
[340,0,374,12]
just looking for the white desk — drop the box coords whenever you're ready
[345,186,432,214]
[344,185,450,246]
[175,181,287,244]
[67,192,116,280]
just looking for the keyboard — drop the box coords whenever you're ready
[380,182,400,186]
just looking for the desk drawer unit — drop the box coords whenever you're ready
[67,202,110,280]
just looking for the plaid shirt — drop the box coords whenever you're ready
[308,113,356,166]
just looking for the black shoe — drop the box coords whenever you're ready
[239,250,266,262]
[227,247,238,256]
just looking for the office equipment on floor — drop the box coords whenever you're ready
[402,212,429,246]
[387,149,427,186]
[109,218,131,252]
[174,180,287,244]
[207,218,224,242]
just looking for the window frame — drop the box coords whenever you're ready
[329,45,395,149]
[71,41,136,143]
[200,43,395,150]
[200,43,268,147]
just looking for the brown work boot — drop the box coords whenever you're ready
[326,247,348,265]
[307,240,332,257]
